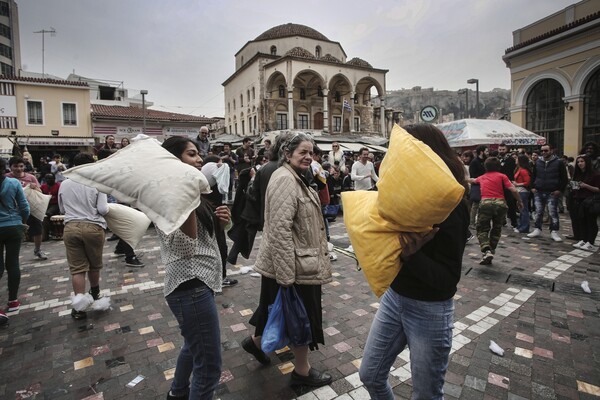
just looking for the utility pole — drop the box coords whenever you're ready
[34,28,56,77]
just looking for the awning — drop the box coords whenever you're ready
[339,142,366,152]
[365,144,388,153]
[0,136,14,154]
[318,143,333,152]
[17,137,96,147]
[436,119,546,147]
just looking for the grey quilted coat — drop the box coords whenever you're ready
[254,162,332,286]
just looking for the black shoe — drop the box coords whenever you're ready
[125,256,145,267]
[166,390,188,400]
[241,336,271,365]
[290,368,332,387]
[107,234,119,241]
[222,277,238,287]
[71,309,87,320]
[89,289,102,301]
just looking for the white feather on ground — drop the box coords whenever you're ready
[90,297,111,311]
[71,293,94,311]
[489,340,505,356]
[239,266,254,274]
[581,281,591,293]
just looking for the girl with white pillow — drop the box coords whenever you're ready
[159,136,231,400]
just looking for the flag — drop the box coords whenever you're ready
[343,98,352,112]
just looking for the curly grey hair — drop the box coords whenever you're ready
[276,132,314,166]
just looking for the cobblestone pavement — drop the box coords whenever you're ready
[1,213,599,400]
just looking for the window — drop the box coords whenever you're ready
[0,61,12,76]
[279,85,285,98]
[27,100,43,125]
[240,94,243,107]
[233,99,236,110]
[228,102,230,113]
[248,117,252,133]
[526,79,565,155]
[0,23,10,40]
[333,116,341,132]
[252,87,256,100]
[335,91,341,102]
[254,115,257,132]
[0,43,11,59]
[241,120,245,135]
[354,117,360,132]
[62,103,77,126]
[271,45,277,55]
[235,123,238,133]
[583,68,600,144]
[315,46,321,58]
[298,114,309,129]
[247,90,250,104]
[0,2,9,17]
[276,113,288,130]
[300,88,306,100]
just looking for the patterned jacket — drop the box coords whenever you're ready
[254,162,332,286]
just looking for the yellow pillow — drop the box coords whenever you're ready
[377,124,464,231]
[342,191,402,297]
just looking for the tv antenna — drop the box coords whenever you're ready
[34,27,56,77]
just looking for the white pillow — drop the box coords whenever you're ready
[63,138,210,235]
[104,204,151,249]
[23,185,51,221]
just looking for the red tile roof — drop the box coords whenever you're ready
[91,105,219,123]
[0,75,89,87]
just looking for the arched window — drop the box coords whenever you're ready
[240,94,243,107]
[335,91,341,102]
[315,46,321,58]
[252,87,256,100]
[233,99,236,110]
[228,102,230,113]
[300,88,306,100]
[526,79,565,155]
[247,90,250,104]
[271,45,277,55]
[583,68,600,144]
[279,85,285,98]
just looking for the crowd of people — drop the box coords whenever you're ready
[461,141,600,264]
[1,123,598,399]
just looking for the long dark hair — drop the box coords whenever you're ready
[515,154,532,175]
[162,136,215,236]
[573,154,595,182]
[404,124,467,192]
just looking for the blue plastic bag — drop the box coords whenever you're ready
[261,288,289,353]
[281,286,312,347]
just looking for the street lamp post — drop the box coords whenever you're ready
[467,79,479,118]
[458,88,469,118]
[140,90,148,134]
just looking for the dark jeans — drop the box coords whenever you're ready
[166,282,221,399]
[571,199,599,245]
[115,238,135,259]
[0,225,24,301]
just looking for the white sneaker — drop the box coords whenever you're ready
[550,231,563,242]
[580,242,597,252]
[527,228,541,238]
[573,240,585,249]
[34,250,48,260]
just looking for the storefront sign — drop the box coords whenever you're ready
[17,137,96,146]
[117,126,143,135]
[164,127,200,138]
[0,95,17,117]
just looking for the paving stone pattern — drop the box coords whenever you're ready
[0,214,599,399]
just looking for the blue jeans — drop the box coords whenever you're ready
[534,191,559,231]
[517,191,530,233]
[166,282,222,400]
[359,289,454,400]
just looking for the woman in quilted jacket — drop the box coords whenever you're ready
[241,131,333,388]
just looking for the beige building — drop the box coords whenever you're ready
[503,0,600,156]
[223,23,388,136]
[0,75,94,162]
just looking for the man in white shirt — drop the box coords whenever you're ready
[351,147,379,191]
[59,153,109,320]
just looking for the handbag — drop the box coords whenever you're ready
[281,286,312,347]
[582,194,600,215]
[323,204,340,218]
[260,288,289,353]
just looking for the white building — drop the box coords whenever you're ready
[223,23,388,136]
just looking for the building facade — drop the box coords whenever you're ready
[0,75,93,163]
[223,23,388,136]
[503,0,600,156]
[0,0,20,77]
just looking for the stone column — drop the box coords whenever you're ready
[380,97,386,135]
[350,91,356,133]
[323,89,329,133]
[287,86,294,130]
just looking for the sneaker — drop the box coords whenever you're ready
[166,390,189,400]
[580,242,598,252]
[573,240,585,249]
[290,368,332,387]
[71,309,87,320]
[513,228,520,233]
[125,257,145,267]
[7,300,20,312]
[222,277,238,286]
[527,228,541,238]
[0,311,7,326]
[34,250,48,260]
[241,336,271,365]
[550,231,563,242]
[479,250,494,265]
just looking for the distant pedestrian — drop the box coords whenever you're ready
[193,126,211,158]
[0,158,30,325]
[513,154,532,234]
[570,154,600,252]
[351,147,379,191]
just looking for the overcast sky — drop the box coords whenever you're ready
[17,0,576,117]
